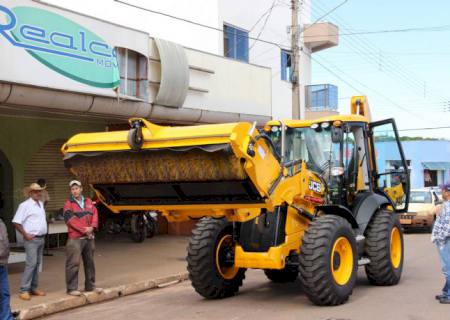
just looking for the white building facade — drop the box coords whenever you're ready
[0,0,338,231]
[40,0,339,119]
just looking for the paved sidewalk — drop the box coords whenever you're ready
[8,234,189,314]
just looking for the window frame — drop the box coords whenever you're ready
[116,47,148,100]
[280,49,293,82]
[223,23,249,63]
[369,118,410,213]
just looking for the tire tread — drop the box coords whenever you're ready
[187,218,245,299]
[364,210,403,286]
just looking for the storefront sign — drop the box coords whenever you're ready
[0,4,120,88]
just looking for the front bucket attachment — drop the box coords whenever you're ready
[62,119,281,209]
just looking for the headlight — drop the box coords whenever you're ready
[321,122,330,129]
[331,167,344,176]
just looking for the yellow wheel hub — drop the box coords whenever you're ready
[215,234,239,280]
[331,236,354,286]
[390,227,402,268]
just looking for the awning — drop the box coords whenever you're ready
[422,162,450,170]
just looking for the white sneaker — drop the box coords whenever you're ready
[68,290,82,296]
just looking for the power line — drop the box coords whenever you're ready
[249,0,278,32]
[307,50,442,122]
[302,50,363,93]
[302,24,450,37]
[397,126,450,132]
[309,0,450,106]
[308,1,428,87]
[114,0,283,49]
[325,51,450,56]
[314,2,448,104]
[249,0,277,50]
[115,0,449,117]
[309,1,429,93]
[306,2,424,94]
[300,0,349,34]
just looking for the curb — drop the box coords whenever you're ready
[15,272,189,320]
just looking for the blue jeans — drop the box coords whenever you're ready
[21,237,45,293]
[0,266,13,320]
[437,239,450,298]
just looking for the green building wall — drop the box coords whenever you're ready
[0,115,105,234]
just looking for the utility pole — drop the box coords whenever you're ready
[291,0,300,119]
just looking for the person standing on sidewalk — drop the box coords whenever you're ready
[64,180,102,296]
[12,183,47,301]
[0,216,13,320]
[432,183,450,304]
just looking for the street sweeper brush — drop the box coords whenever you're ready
[65,147,247,185]
[62,118,280,208]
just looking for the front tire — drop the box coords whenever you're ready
[187,218,246,299]
[299,215,357,306]
[130,214,147,243]
[364,210,404,285]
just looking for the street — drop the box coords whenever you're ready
[45,233,449,320]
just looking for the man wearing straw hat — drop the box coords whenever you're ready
[12,183,47,301]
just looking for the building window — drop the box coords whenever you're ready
[223,24,249,62]
[117,48,148,100]
[281,50,292,82]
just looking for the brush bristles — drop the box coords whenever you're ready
[66,149,247,185]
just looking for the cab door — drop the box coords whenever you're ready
[369,119,410,212]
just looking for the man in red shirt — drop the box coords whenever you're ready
[63,180,101,296]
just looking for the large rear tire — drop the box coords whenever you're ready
[187,218,246,299]
[299,215,357,306]
[364,210,404,285]
[264,266,298,283]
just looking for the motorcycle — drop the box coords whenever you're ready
[94,200,159,243]
[130,211,159,243]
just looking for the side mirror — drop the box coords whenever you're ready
[331,126,343,143]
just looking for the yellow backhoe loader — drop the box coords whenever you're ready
[61,96,410,305]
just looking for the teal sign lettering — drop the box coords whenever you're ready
[0,5,120,88]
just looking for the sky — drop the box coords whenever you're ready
[309,0,450,139]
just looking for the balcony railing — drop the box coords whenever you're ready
[305,84,338,111]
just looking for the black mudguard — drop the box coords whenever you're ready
[315,205,359,229]
[353,192,391,233]
[239,205,287,252]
